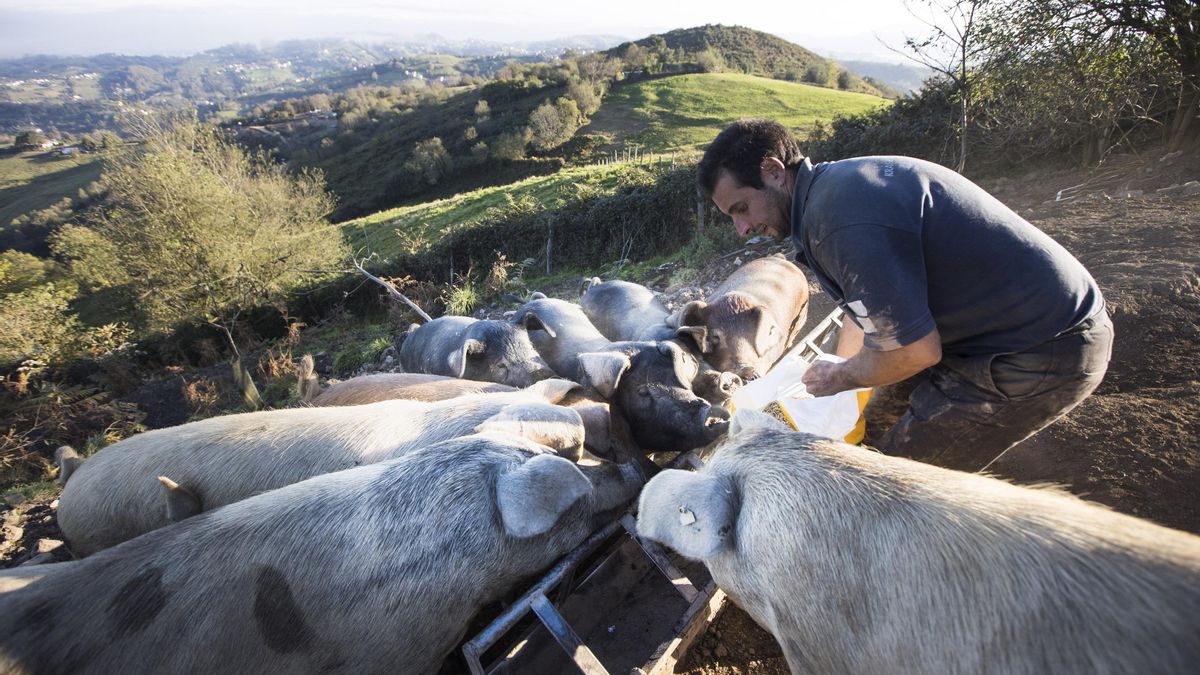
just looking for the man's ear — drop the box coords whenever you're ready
[578,352,631,399]
[496,454,593,538]
[447,339,487,378]
[636,469,737,560]
[761,156,787,186]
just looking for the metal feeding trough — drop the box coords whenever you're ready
[454,309,847,674]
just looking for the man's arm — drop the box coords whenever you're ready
[803,326,941,396]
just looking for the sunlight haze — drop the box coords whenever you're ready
[0,0,927,62]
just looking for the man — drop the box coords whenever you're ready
[697,118,1112,471]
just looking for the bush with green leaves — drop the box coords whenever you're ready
[51,115,349,336]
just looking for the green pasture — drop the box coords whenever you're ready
[586,72,890,150]
[340,162,651,260]
[0,150,104,227]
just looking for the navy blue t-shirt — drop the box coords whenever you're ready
[790,156,1103,357]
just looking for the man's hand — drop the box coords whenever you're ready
[802,327,942,396]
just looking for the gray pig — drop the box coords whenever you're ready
[672,255,810,380]
[637,412,1200,674]
[512,297,730,452]
[580,279,743,407]
[1,432,645,674]
[58,379,587,556]
[398,315,557,386]
[580,279,678,342]
[297,370,630,465]
[297,357,513,406]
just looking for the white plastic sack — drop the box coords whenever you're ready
[731,354,865,442]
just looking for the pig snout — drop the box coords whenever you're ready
[719,372,744,396]
[737,365,761,381]
[699,403,731,440]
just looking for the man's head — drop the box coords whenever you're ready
[698,119,805,241]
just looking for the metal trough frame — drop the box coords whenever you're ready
[460,308,847,674]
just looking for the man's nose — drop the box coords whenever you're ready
[734,218,752,236]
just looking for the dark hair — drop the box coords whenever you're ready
[697,118,805,198]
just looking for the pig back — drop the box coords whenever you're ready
[654,425,1200,675]
[0,435,645,674]
[710,255,809,345]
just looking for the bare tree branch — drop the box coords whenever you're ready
[352,258,433,323]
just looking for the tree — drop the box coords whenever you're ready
[492,128,531,160]
[528,98,581,151]
[895,0,994,171]
[14,130,47,149]
[51,114,347,339]
[1001,0,1199,151]
[474,99,491,123]
[404,137,454,185]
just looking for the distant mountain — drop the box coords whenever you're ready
[836,60,934,95]
[604,25,887,98]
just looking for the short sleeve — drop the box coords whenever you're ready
[812,224,936,351]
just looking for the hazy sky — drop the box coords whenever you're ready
[0,1,932,62]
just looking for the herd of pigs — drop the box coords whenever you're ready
[2,254,1198,674]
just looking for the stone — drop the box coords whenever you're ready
[2,524,23,542]
[34,538,63,554]
[2,491,25,506]
[1181,181,1200,197]
[1156,184,1183,196]
[715,644,729,658]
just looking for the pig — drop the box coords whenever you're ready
[637,412,1200,674]
[297,356,513,406]
[580,278,677,342]
[297,370,648,471]
[671,255,810,380]
[57,379,589,556]
[512,297,730,452]
[581,279,744,408]
[0,432,645,674]
[398,314,558,386]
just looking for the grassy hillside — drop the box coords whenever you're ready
[0,150,102,230]
[607,25,886,97]
[342,162,643,260]
[584,73,889,150]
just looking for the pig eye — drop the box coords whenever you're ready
[637,385,651,398]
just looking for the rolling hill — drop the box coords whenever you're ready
[582,73,889,150]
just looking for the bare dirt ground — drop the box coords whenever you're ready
[1,149,1197,674]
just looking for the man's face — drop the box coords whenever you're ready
[710,166,792,241]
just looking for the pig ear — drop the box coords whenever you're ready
[524,377,580,404]
[517,311,557,339]
[476,403,585,461]
[751,308,777,352]
[448,339,487,378]
[497,454,593,538]
[158,476,202,522]
[675,300,708,327]
[730,409,791,436]
[636,469,737,560]
[578,351,631,399]
[675,325,710,353]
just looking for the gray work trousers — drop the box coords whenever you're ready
[867,310,1114,472]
